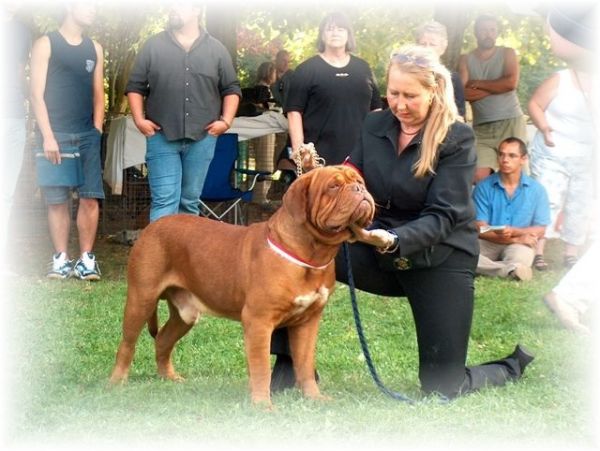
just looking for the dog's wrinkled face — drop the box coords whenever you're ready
[282,165,375,243]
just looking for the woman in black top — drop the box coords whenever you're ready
[268,11,381,198]
[285,11,381,166]
[338,45,534,398]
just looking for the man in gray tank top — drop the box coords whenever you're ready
[30,3,104,280]
[459,14,527,183]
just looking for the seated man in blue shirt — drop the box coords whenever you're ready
[473,137,550,281]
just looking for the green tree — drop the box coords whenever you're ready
[25,2,564,121]
[93,6,165,117]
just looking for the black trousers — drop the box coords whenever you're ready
[272,243,525,399]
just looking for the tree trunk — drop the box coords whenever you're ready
[96,9,151,119]
[205,4,238,67]
[434,4,471,71]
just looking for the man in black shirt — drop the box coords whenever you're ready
[126,1,241,222]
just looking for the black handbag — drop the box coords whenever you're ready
[35,152,84,187]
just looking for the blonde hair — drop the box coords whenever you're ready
[414,20,448,44]
[388,45,457,177]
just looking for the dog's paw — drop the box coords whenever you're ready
[305,392,332,402]
[251,398,274,412]
[108,371,128,385]
[158,371,186,382]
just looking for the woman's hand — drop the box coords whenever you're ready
[349,225,397,252]
[290,143,325,173]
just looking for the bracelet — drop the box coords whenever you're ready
[381,230,400,254]
[220,116,231,129]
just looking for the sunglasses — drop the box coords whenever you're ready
[390,52,432,69]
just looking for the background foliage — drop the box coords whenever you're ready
[233,3,564,108]
[21,2,564,117]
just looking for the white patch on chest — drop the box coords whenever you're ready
[292,285,330,316]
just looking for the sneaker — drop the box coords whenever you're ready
[47,252,74,279]
[73,252,101,281]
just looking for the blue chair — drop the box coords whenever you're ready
[199,133,271,224]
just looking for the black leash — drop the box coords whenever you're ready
[343,242,415,403]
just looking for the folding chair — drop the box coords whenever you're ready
[199,133,271,224]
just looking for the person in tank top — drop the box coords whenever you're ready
[30,2,105,280]
[528,68,594,271]
[458,14,527,183]
[538,4,597,336]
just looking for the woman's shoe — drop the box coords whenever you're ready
[510,344,535,373]
[270,354,296,393]
[270,354,320,394]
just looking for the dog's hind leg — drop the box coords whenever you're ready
[155,289,196,381]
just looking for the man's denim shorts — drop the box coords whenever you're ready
[35,129,105,205]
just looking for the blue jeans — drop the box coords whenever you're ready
[145,132,217,222]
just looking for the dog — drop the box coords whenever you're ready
[109,165,375,407]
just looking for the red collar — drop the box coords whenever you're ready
[266,235,332,270]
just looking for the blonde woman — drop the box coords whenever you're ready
[337,45,534,398]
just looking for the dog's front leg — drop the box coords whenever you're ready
[288,312,328,401]
[242,315,274,408]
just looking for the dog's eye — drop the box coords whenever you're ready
[328,175,345,191]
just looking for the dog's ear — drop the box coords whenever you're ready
[281,171,313,223]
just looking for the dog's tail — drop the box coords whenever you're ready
[147,308,159,339]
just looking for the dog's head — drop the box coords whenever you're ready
[281,165,375,244]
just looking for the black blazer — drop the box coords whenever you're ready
[347,109,479,258]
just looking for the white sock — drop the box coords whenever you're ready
[54,252,68,263]
[81,252,95,270]
[53,252,68,270]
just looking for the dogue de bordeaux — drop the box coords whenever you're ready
[109,165,375,407]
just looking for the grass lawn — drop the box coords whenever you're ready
[2,236,597,450]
